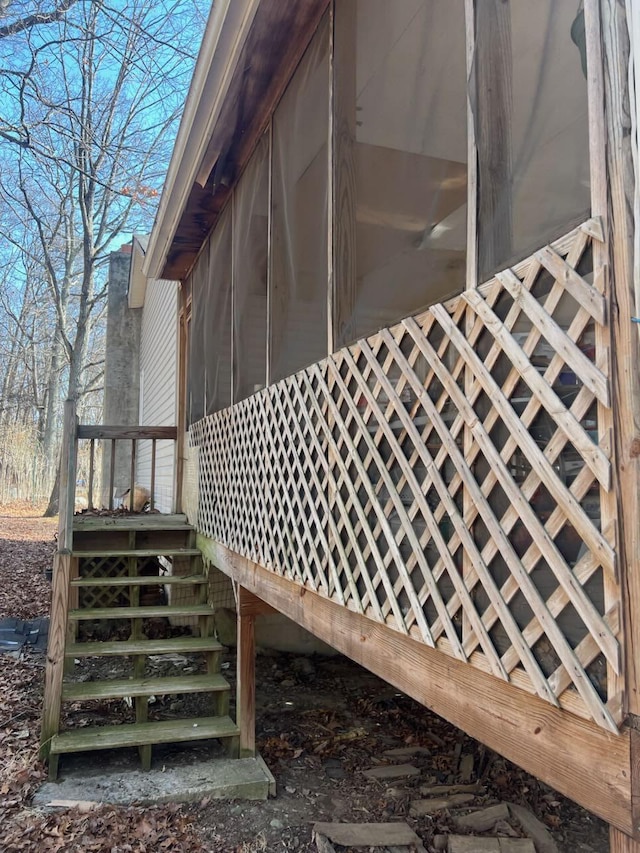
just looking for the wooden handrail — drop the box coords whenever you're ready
[76,424,178,512]
[77,425,177,440]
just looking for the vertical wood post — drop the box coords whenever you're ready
[474,0,513,278]
[108,438,116,510]
[237,585,257,757]
[58,399,78,552]
[150,438,157,511]
[175,292,190,514]
[41,550,75,760]
[330,0,358,351]
[64,554,80,675]
[465,0,479,290]
[611,828,640,852]
[596,0,640,717]
[586,0,640,840]
[88,438,95,511]
[130,438,136,508]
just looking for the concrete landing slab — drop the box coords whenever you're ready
[34,756,275,808]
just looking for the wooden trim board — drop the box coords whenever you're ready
[77,425,177,440]
[206,538,635,835]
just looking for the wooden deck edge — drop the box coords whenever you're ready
[204,538,636,836]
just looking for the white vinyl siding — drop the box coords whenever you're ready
[136,278,179,513]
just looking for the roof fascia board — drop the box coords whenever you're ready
[128,235,148,309]
[144,0,262,280]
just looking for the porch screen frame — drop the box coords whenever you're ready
[185,0,610,402]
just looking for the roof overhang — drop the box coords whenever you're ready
[144,0,330,282]
[143,0,261,281]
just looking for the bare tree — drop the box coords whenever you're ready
[0,1,82,40]
[0,0,206,509]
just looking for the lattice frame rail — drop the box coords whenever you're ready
[192,220,622,732]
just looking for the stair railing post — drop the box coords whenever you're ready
[58,399,78,552]
[41,549,75,766]
[42,399,78,768]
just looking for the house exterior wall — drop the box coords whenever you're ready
[136,279,179,513]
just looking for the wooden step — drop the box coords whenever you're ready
[50,715,240,755]
[66,636,223,658]
[73,548,201,559]
[73,514,190,531]
[71,574,207,588]
[62,674,230,702]
[68,604,214,620]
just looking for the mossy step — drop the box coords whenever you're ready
[68,604,214,620]
[62,674,230,701]
[71,574,207,587]
[73,548,201,559]
[66,636,223,657]
[50,716,240,754]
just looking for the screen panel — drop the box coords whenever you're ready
[334,0,468,348]
[270,13,330,383]
[475,0,591,281]
[233,134,269,404]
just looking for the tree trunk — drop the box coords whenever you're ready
[43,455,61,517]
[42,328,63,488]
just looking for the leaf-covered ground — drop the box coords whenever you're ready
[0,501,610,852]
[0,503,207,852]
[0,502,55,619]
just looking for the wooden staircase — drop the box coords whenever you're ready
[41,411,241,779]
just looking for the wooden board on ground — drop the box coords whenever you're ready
[507,803,559,853]
[361,764,420,781]
[448,839,535,853]
[313,822,421,847]
[410,794,475,815]
[454,804,510,832]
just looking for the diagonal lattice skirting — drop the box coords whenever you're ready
[192,219,621,732]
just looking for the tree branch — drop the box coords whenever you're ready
[0,0,82,39]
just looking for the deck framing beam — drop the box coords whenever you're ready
[206,537,635,836]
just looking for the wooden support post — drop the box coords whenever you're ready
[611,829,640,852]
[236,585,257,758]
[41,549,74,764]
[108,439,116,510]
[64,555,80,675]
[588,0,640,838]
[581,0,625,725]
[595,0,640,712]
[130,438,136,510]
[88,438,95,511]
[175,295,189,514]
[474,0,513,278]
[150,438,157,511]
[464,0,479,290]
[58,399,78,552]
[129,553,151,770]
[330,0,357,351]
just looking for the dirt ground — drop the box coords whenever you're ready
[0,503,610,852]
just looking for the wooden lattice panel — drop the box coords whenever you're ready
[192,220,622,732]
[79,556,130,608]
